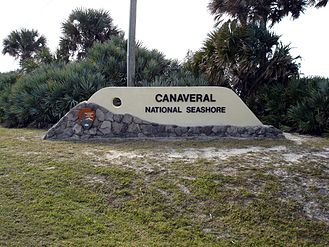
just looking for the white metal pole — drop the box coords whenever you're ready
[127,0,137,87]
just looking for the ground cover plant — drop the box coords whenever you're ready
[0,127,328,246]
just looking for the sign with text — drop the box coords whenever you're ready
[88,87,263,127]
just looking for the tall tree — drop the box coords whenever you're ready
[58,8,121,60]
[204,0,326,99]
[309,0,328,7]
[209,0,327,27]
[208,0,307,27]
[188,21,299,100]
[2,28,47,66]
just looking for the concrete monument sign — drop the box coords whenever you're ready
[88,87,263,127]
[44,87,284,140]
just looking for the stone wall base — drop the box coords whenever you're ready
[44,101,284,140]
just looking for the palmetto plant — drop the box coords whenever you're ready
[85,36,127,86]
[135,46,172,85]
[288,78,329,135]
[309,0,328,7]
[0,72,18,91]
[0,62,107,127]
[188,21,299,100]
[248,77,329,135]
[0,72,19,124]
[248,79,310,129]
[208,0,327,27]
[208,0,308,27]
[145,69,209,87]
[204,0,326,102]
[86,36,177,86]
[0,36,183,127]
[2,29,47,66]
[59,8,121,60]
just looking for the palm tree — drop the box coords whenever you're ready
[209,0,327,27]
[58,8,121,60]
[188,21,299,100]
[309,0,328,7]
[209,0,308,27]
[208,0,252,26]
[2,28,47,65]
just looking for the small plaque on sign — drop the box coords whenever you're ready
[78,108,95,130]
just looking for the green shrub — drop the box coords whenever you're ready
[288,78,329,135]
[1,62,108,127]
[186,21,299,100]
[86,37,178,86]
[0,71,18,91]
[85,36,127,86]
[135,46,172,84]
[143,67,209,87]
[0,72,19,124]
[248,77,329,135]
[0,38,193,128]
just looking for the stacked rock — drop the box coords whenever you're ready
[44,101,284,140]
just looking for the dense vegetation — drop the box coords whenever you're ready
[0,36,183,128]
[249,77,329,135]
[0,4,328,135]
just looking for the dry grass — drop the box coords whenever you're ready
[0,127,328,246]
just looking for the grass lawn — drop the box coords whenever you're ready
[0,127,328,246]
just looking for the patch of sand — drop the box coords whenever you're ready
[166,146,287,161]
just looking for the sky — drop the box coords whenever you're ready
[0,0,328,77]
